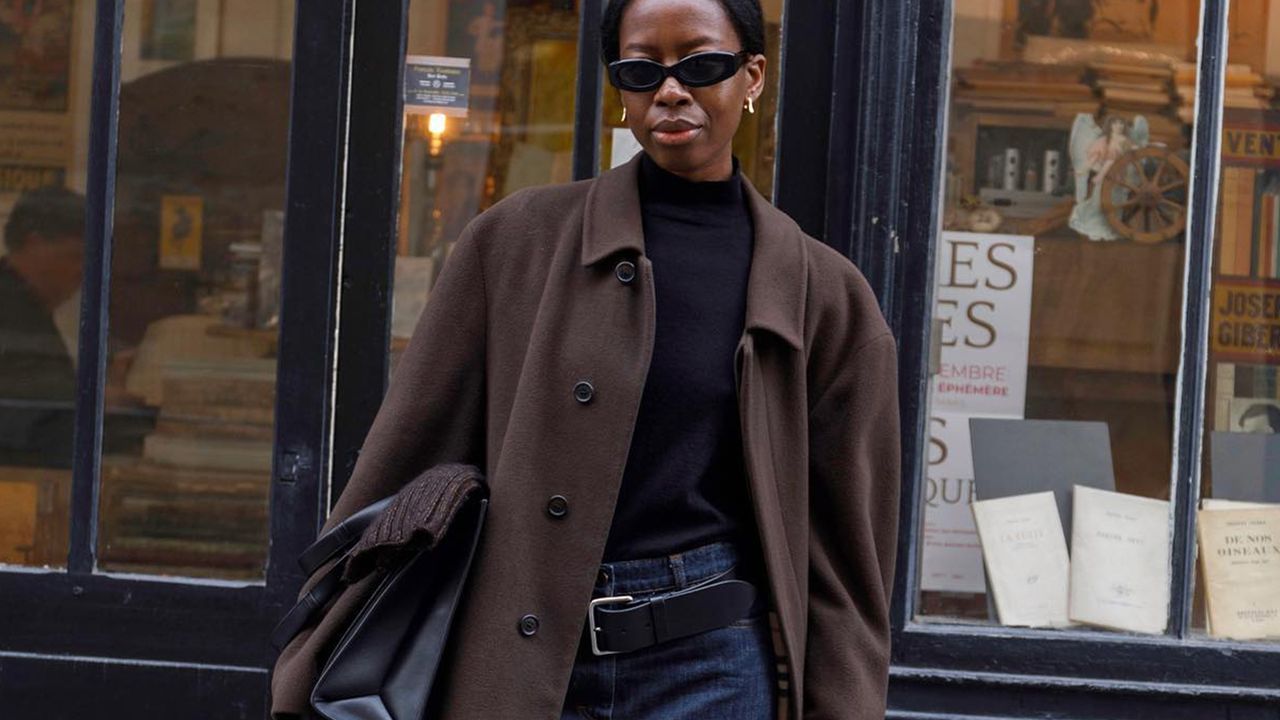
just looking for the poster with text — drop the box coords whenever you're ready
[922,231,1035,593]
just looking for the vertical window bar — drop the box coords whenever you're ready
[67,0,125,575]
[891,0,952,631]
[1169,0,1229,638]
[265,0,356,600]
[773,0,836,238]
[572,0,603,181]
[329,0,410,506]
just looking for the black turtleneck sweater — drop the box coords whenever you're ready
[602,152,758,562]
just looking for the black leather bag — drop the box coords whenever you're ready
[271,468,488,720]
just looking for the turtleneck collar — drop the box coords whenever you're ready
[638,151,743,206]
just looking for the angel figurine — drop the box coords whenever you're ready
[1068,113,1149,241]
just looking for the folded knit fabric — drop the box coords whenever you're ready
[342,462,485,582]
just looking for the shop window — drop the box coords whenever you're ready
[0,0,95,570]
[94,0,295,580]
[391,0,581,367]
[1195,2,1280,644]
[598,0,783,197]
[919,0,1206,634]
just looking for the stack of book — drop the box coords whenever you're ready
[100,358,275,578]
[971,486,1172,634]
[1175,62,1275,124]
[953,61,1096,117]
[1092,62,1173,113]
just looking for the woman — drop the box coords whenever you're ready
[271,0,900,718]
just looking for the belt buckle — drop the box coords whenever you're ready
[588,594,634,657]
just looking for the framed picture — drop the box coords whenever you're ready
[1000,0,1199,60]
[140,0,198,62]
[0,0,73,112]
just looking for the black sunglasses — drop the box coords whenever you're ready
[607,50,750,92]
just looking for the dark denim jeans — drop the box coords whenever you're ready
[560,541,777,720]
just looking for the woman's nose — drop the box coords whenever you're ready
[654,75,692,106]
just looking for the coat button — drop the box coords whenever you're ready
[573,380,594,404]
[547,494,569,519]
[614,260,637,284]
[518,614,540,637]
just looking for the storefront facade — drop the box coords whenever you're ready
[0,0,1276,717]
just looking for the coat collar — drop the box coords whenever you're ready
[581,151,806,350]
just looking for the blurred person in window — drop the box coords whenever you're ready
[0,186,85,467]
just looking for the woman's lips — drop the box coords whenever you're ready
[651,124,702,146]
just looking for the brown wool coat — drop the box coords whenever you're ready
[271,151,901,720]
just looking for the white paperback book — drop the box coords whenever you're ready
[1069,485,1171,634]
[971,491,1071,628]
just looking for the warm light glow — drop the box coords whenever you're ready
[428,113,447,136]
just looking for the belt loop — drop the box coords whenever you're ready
[669,554,686,588]
[649,595,670,644]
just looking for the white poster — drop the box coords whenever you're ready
[921,231,1035,594]
[930,232,1035,416]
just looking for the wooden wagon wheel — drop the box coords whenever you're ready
[1099,146,1190,244]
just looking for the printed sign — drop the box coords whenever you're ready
[921,412,985,593]
[930,232,1035,416]
[159,195,203,271]
[1211,278,1280,364]
[921,231,1035,594]
[404,55,471,117]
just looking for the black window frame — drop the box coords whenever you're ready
[881,0,1280,711]
[0,0,363,710]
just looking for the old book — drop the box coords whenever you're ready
[1197,507,1280,640]
[142,434,273,473]
[1237,170,1257,275]
[1069,486,1170,634]
[972,492,1071,628]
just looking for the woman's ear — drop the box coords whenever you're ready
[744,54,766,105]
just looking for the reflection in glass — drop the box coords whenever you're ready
[0,0,94,569]
[393,0,581,366]
[1194,2,1280,644]
[95,0,295,580]
[918,0,1205,632]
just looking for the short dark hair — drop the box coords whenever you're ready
[4,186,87,252]
[600,0,765,65]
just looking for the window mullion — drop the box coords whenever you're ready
[571,0,603,181]
[1168,0,1229,639]
[67,0,125,575]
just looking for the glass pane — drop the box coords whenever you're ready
[917,0,1203,634]
[97,0,295,580]
[0,0,94,569]
[599,0,782,196]
[1194,0,1279,644]
[393,1,580,366]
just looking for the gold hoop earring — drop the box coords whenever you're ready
[621,106,627,122]
[745,96,755,114]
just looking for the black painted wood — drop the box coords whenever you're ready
[0,653,267,720]
[888,675,1280,720]
[67,0,123,575]
[0,572,265,666]
[1169,0,1228,638]
[773,0,835,236]
[572,0,602,181]
[265,0,356,635]
[329,0,409,507]
[887,0,950,631]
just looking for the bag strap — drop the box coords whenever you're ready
[297,496,394,576]
[269,495,394,651]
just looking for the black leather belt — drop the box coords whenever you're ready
[587,575,758,656]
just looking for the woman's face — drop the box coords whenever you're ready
[616,0,765,182]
